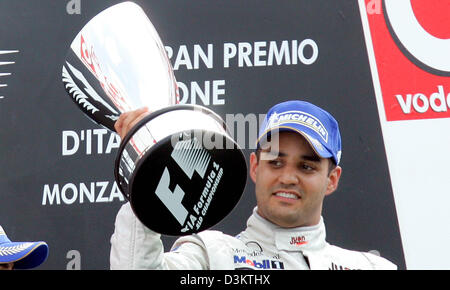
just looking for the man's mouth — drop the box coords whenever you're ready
[274,191,300,200]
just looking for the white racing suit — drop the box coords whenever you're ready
[110,203,397,270]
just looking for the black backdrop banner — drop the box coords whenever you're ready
[0,0,406,269]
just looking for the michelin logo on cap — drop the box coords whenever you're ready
[267,110,329,143]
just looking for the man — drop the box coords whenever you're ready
[110,100,396,270]
[0,225,49,270]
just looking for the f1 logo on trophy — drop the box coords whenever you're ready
[61,2,247,235]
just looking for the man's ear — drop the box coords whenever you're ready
[249,152,258,184]
[325,165,342,196]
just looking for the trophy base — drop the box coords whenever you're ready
[115,105,247,236]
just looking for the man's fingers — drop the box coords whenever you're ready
[114,107,150,139]
[123,109,151,137]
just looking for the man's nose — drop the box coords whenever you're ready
[278,167,299,185]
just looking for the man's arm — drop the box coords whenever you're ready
[110,109,211,269]
[110,202,209,270]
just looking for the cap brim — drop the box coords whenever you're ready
[0,241,48,269]
[257,126,333,160]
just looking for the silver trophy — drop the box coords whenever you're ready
[61,2,247,235]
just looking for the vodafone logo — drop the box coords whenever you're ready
[396,85,450,114]
[384,0,450,76]
[362,0,450,121]
[409,0,450,40]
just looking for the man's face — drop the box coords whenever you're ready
[250,131,341,228]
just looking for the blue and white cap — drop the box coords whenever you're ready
[0,226,49,269]
[257,100,342,165]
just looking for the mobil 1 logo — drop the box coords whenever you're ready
[129,130,246,236]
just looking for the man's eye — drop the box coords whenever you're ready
[301,164,315,171]
[269,160,283,167]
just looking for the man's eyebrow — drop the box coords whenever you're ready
[301,154,321,162]
[260,149,321,162]
[259,149,283,160]
[260,148,284,156]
